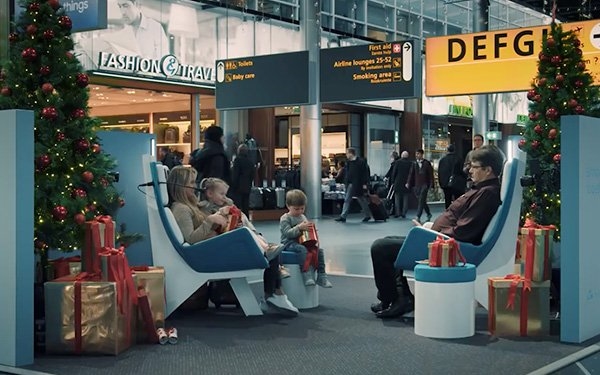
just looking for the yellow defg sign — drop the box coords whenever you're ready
[426,20,600,96]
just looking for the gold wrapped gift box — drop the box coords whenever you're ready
[131,266,166,340]
[45,276,135,355]
[488,277,550,337]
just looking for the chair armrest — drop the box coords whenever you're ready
[178,228,269,273]
[394,227,449,270]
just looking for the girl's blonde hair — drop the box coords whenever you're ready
[198,177,229,200]
[166,166,203,226]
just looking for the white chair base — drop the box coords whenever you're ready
[414,280,475,339]
[281,264,319,309]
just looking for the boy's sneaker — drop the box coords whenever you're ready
[266,294,299,315]
[279,265,291,279]
[302,271,316,286]
[316,274,333,288]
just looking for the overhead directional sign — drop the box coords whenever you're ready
[426,19,600,96]
[320,41,418,103]
[215,51,310,110]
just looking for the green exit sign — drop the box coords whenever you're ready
[516,114,528,126]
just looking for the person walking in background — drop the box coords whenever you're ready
[244,133,263,184]
[391,151,412,218]
[384,151,399,181]
[189,125,231,184]
[335,148,371,223]
[230,144,256,218]
[437,144,466,209]
[406,149,434,223]
[158,146,182,170]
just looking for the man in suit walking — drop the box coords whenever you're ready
[335,148,371,223]
[391,151,412,218]
[406,149,434,223]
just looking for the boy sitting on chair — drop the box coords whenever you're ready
[370,145,504,319]
[279,189,333,288]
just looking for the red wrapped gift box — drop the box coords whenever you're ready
[428,236,465,267]
[519,218,554,282]
[83,216,115,273]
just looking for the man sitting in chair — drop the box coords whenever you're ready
[370,145,505,319]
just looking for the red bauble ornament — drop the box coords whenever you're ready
[52,205,68,221]
[28,2,40,11]
[41,106,58,121]
[75,139,90,152]
[546,38,555,47]
[34,239,47,250]
[71,108,86,119]
[82,171,94,183]
[575,105,585,114]
[48,0,60,9]
[553,154,561,163]
[578,61,586,70]
[530,203,537,210]
[91,143,101,153]
[538,77,547,86]
[36,154,51,169]
[21,47,38,61]
[56,132,65,142]
[527,89,537,100]
[575,48,583,56]
[76,73,89,87]
[74,213,86,225]
[532,140,540,149]
[100,177,109,187]
[575,80,584,88]
[518,139,526,149]
[549,84,559,92]
[26,24,38,36]
[574,38,581,47]
[41,82,54,94]
[1,87,11,96]
[568,99,578,108]
[548,128,558,139]
[71,188,87,198]
[39,65,50,75]
[8,32,18,43]
[538,52,548,62]
[58,15,72,30]
[119,198,126,207]
[534,94,541,102]
[534,124,543,134]
[550,55,561,65]
[65,51,73,60]
[556,74,564,84]
[546,107,559,120]
[529,112,540,121]
[43,29,55,40]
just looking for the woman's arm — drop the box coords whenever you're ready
[171,203,216,244]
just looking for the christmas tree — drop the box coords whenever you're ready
[519,21,600,241]
[0,0,124,252]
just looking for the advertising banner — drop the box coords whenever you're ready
[14,0,107,32]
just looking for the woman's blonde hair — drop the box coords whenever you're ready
[167,166,203,226]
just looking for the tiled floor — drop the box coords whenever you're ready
[253,204,447,277]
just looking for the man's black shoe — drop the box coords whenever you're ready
[370,301,390,313]
[362,217,371,222]
[334,217,346,222]
[376,298,414,319]
[426,214,433,222]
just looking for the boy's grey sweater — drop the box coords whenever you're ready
[280,212,307,245]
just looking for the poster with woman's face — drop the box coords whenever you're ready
[72,0,217,86]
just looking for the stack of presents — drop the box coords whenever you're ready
[44,216,170,355]
[428,217,555,337]
[488,218,555,336]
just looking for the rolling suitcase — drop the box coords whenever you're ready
[275,187,286,208]
[384,186,395,216]
[249,187,263,209]
[368,194,388,221]
[262,188,277,209]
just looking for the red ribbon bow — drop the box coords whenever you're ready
[503,274,531,336]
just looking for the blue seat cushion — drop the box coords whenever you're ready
[281,251,302,265]
[414,263,476,283]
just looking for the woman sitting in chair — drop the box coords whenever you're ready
[369,145,505,319]
[166,166,299,315]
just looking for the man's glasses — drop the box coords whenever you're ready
[470,164,486,169]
